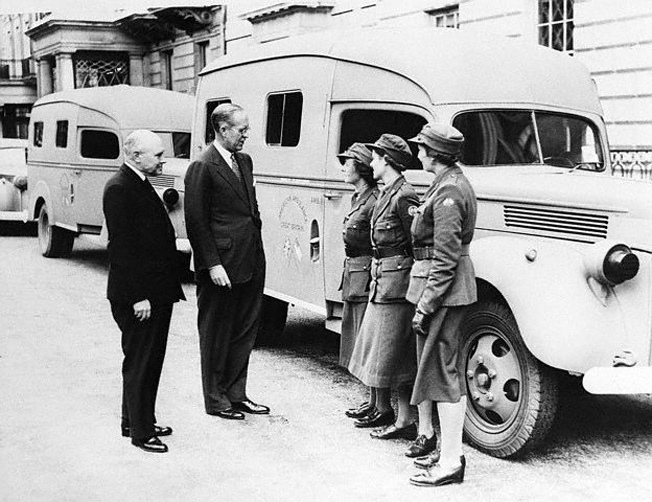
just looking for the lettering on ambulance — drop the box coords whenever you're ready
[278,194,308,267]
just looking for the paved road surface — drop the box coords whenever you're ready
[1,229,651,502]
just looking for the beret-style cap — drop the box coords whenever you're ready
[337,142,372,168]
[409,123,464,155]
[364,133,412,171]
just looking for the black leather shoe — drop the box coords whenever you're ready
[122,425,173,438]
[132,436,168,453]
[414,451,466,477]
[354,409,395,428]
[370,422,417,440]
[405,433,437,458]
[209,408,245,420]
[232,399,270,415]
[345,402,374,419]
[410,455,466,485]
[414,450,441,469]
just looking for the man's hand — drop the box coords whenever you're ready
[209,264,232,289]
[133,299,151,322]
[412,309,432,337]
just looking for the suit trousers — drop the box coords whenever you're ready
[111,302,173,441]
[196,265,265,413]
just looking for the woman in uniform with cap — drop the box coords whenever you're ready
[347,134,420,442]
[405,123,477,487]
[337,143,380,420]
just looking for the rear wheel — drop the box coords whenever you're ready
[256,295,288,346]
[461,301,559,458]
[37,204,74,257]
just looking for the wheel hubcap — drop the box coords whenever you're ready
[466,331,522,427]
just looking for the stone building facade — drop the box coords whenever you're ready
[25,6,224,97]
[0,13,44,139]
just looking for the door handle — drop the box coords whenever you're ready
[323,192,343,200]
[73,169,82,176]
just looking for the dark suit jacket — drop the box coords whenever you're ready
[184,144,265,283]
[103,164,185,305]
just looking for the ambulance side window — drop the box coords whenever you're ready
[205,98,232,144]
[339,110,426,169]
[33,121,44,147]
[266,91,303,147]
[80,130,120,159]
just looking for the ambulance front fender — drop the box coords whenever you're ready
[470,236,629,373]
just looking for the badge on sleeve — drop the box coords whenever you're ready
[408,205,419,216]
[443,198,455,207]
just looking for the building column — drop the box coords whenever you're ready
[37,58,53,97]
[55,52,75,91]
[129,54,144,86]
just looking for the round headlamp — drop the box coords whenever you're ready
[162,188,179,207]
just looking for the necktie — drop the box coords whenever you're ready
[230,153,242,181]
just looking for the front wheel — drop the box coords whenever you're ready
[461,301,559,458]
[37,204,74,258]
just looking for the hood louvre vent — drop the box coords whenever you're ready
[503,204,609,239]
[147,174,175,188]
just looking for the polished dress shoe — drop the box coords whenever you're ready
[232,399,270,415]
[209,408,245,420]
[405,433,437,458]
[410,456,466,487]
[132,436,168,453]
[345,402,374,419]
[370,422,417,440]
[354,409,395,428]
[414,453,465,470]
[122,425,173,438]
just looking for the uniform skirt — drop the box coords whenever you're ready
[339,300,368,368]
[347,301,416,388]
[411,306,468,405]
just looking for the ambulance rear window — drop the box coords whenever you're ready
[266,91,302,147]
[80,130,120,159]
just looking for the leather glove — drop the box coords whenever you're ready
[412,309,432,337]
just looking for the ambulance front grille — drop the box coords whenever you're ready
[503,204,609,240]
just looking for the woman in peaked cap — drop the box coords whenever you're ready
[347,134,420,445]
[406,122,478,487]
[337,143,380,420]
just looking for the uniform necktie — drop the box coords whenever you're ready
[230,153,242,181]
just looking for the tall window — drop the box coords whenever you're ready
[539,0,574,54]
[426,5,459,28]
[162,50,173,90]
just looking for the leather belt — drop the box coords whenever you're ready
[413,244,470,260]
[345,247,372,258]
[372,246,411,259]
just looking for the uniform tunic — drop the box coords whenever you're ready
[339,186,379,368]
[348,175,420,388]
[406,164,477,404]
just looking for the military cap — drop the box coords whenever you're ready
[364,133,412,171]
[337,142,373,168]
[409,123,464,155]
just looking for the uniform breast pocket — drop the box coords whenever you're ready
[344,221,371,247]
[374,219,402,247]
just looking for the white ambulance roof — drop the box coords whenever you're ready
[32,85,194,131]
[201,27,600,114]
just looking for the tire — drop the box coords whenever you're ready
[37,204,74,258]
[461,301,559,458]
[255,295,289,346]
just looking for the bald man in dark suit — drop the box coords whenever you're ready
[184,104,269,420]
[103,130,184,453]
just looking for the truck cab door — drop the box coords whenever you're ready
[323,103,430,330]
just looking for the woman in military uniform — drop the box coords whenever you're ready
[337,143,379,420]
[347,134,420,442]
[405,123,477,487]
